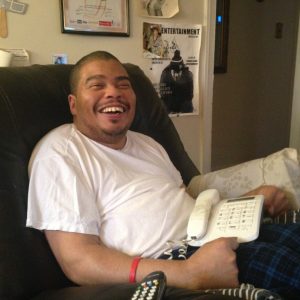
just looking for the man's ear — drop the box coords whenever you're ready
[68,94,76,116]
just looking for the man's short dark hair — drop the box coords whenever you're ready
[69,51,121,95]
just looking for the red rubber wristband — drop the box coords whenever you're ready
[129,257,142,283]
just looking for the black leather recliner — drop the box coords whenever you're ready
[0,64,238,300]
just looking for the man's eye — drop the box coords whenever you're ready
[90,83,105,89]
[118,82,131,89]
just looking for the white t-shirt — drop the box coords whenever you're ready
[26,124,195,258]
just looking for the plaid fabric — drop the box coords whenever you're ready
[159,224,300,299]
[237,224,300,299]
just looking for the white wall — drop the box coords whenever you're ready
[0,0,216,173]
[290,10,300,151]
[212,0,299,170]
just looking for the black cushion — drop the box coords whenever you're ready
[33,284,239,300]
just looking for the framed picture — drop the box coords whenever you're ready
[60,0,129,36]
[214,0,230,73]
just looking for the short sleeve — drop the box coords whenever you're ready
[26,155,100,235]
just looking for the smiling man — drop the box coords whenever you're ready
[26,51,300,299]
[68,52,136,149]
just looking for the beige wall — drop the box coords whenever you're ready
[1,0,216,173]
[212,0,299,171]
[290,7,300,150]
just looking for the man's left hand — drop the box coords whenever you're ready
[244,185,290,217]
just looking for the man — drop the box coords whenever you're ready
[146,25,164,58]
[26,51,299,298]
[160,50,194,113]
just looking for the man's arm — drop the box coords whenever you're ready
[45,230,239,290]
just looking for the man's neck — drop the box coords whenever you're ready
[73,123,128,150]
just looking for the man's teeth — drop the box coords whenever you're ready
[102,107,125,113]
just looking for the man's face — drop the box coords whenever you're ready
[68,59,136,149]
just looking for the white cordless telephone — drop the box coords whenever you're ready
[187,189,264,247]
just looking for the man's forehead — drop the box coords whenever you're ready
[84,74,130,84]
[80,59,128,77]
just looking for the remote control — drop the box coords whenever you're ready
[130,271,166,300]
[187,189,220,241]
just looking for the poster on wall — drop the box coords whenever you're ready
[143,22,202,116]
[138,0,179,18]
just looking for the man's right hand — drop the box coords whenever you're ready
[182,237,239,290]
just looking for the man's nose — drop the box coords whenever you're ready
[105,84,121,97]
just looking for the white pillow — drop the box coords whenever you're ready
[187,148,300,209]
